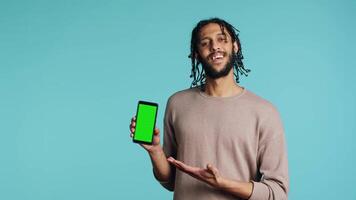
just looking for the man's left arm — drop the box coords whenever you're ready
[168,107,289,200]
[220,106,289,200]
[218,124,289,200]
[167,156,255,199]
[168,133,288,199]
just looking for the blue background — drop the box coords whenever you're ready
[1,0,355,199]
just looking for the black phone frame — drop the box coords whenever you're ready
[133,100,158,145]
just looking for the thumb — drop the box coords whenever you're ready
[154,128,160,135]
[207,164,219,177]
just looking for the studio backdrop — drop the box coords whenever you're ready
[1,0,355,199]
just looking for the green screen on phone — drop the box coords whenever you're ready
[134,102,158,144]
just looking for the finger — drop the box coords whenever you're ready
[172,162,189,174]
[129,120,136,130]
[174,160,190,168]
[174,160,200,172]
[168,161,204,181]
[167,158,178,166]
[167,157,200,173]
[174,165,204,182]
[200,169,215,178]
[154,128,160,135]
[174,160,185,169]
[140,143,148,149]
[167,157,175,162]
[207,164,218,176]
[170,161,181,168]
[130,123,135,128]
[131,116,136,122]
[167,158,185,170]
[130,127,135,133]
[206,164,214,174]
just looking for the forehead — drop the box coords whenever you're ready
[198,23,231,40]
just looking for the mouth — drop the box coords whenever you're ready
[210,52,225,63]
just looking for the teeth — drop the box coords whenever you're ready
[212,54,223,60]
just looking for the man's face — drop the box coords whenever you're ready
[196,23,238,79]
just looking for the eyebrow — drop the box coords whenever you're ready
[200,32,227,41]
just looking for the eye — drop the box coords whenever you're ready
[218,36,227,43]
[200,40,209,47]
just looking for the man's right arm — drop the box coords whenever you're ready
[129,117,172,184]
[148,146,172,183]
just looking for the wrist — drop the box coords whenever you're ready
[217,177,229,189]
[217,178,254,200]
[217,177,241,191]
[148,146,164,156]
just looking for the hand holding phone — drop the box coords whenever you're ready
[130,101,161,152]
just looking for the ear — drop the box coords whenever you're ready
[233,41,239,53]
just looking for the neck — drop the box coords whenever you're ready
[203,70,243,97]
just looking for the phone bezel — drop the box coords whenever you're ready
[133,100,158,145]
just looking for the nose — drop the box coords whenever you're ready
[210,40,221,52]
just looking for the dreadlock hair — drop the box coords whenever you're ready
[189,18,251,89]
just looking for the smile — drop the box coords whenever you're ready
[210,52,225,63]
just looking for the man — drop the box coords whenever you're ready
[129,18,289,200]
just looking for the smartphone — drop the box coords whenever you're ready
[133,101,158,145]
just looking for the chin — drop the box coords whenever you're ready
[211,63,226,70]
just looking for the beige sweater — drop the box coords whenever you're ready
[155,87,289,200]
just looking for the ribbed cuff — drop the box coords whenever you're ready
[152,168,174,191]
[248,181,269,200]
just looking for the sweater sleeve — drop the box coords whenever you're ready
[249,107,289,200]
[152,97,177,191]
